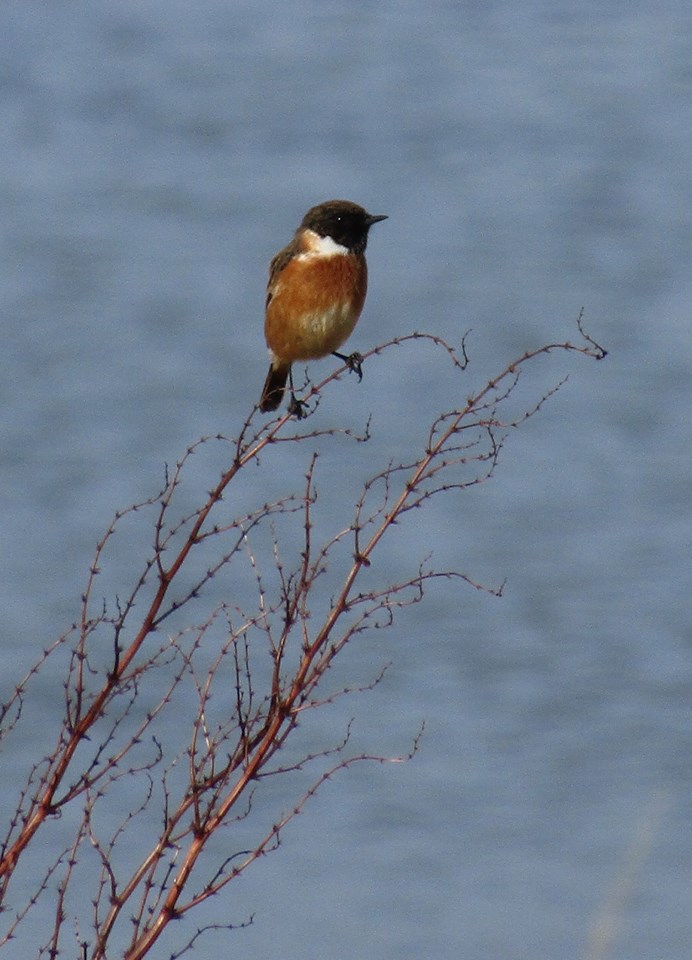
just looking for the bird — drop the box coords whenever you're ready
[258,199,387,416]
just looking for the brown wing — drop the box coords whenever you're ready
[266,237,301,309]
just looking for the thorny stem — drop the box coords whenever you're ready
[0,322,606,958]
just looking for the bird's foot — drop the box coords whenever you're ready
[332,351,364,381]
[287,393,308,419]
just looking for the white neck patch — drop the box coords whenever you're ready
[299,229,349,258]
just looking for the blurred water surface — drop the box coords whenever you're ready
[1,2,691,958]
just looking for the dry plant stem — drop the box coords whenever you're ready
[0,319,606,959]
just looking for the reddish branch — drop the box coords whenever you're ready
[0,321,605,959]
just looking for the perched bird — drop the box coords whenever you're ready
[258,199,387,416]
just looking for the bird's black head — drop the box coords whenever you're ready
[300,200,387,254]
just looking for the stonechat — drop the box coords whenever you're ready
[258,199,387,415]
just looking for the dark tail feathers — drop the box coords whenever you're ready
[259,363,290,413]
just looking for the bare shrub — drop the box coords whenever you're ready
[0,321,605,959]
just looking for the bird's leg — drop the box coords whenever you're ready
[287,368,308,419]
[332,351,364,381]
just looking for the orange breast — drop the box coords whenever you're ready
[265,254,368,363]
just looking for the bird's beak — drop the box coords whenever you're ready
[367,213,388,225]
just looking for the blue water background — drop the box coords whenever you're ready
[1,2,691,958]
